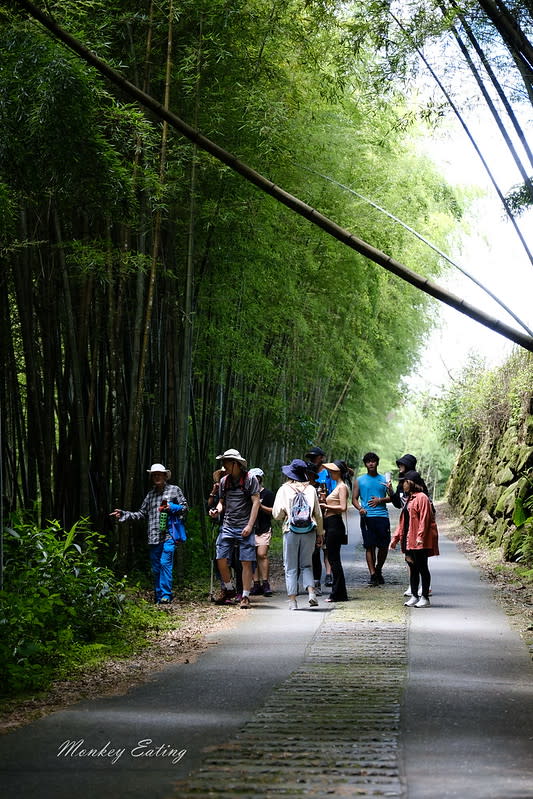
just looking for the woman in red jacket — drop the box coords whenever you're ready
[390,470,439,608]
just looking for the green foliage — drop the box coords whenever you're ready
[442,350,533,565]
[363,392,457,499]
[512,488,533,565]
[0,516,127,696]
[179,507,213,582]
[505,179,533,217]
[439,351,533,447]
[1,0,468,532]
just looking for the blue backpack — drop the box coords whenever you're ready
[289,487,314,533]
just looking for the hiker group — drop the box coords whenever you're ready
[111,447,438,610]
[207,446,439,611]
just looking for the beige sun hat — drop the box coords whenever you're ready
[216,448,247,469]
[147,463,171,478]
[323,462,341,472]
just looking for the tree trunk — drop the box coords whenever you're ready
[54,212,90,520]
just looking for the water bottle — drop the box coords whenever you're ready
[159,507,168,532]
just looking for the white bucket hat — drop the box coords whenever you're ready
[147,463,171,478]
[216,448,247,469]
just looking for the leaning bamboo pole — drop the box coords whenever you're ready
[15,0,533,353]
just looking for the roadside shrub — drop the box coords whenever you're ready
[181,507,213,582]
[0,516,127,696]
[512,487,533,567]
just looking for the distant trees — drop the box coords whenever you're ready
[1,1,463,565]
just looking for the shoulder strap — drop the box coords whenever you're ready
[220,472,247,496]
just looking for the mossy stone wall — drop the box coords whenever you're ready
[447,411,533,560]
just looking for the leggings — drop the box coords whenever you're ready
[406,549,431,598]
[324,515,348,601]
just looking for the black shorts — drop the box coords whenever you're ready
[361,516,391,549]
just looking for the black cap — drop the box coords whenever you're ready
[399,470,422,484]
[305,446,325,458]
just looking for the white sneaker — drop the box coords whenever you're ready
[415,596,431,608]
[308,593,318,607]
[404,595,419,607]
[288,599,298,610]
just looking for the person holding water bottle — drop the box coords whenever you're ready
[110,463,188,604]
[352,452,393,585]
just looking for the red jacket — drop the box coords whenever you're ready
[391,491,439,556]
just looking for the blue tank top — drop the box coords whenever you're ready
[357,473,389,518]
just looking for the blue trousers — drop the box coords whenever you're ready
[149,540,175,601]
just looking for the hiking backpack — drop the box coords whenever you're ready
[289,487,315,533]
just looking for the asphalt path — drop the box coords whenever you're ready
[403,529,533,799]
[1,505,532,798]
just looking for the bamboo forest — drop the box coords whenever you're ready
[2,0,533,681]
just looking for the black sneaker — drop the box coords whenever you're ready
[324,574,333,587]
[375,569,385,585]
[369,573,379,586]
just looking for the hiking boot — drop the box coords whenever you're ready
[324,574,333,587]
[404,595,419,607]
[214,587,236,605]
[262,581,272,596]
[240,595,251,609]
[250,581,263,596]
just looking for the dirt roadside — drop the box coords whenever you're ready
[1,503,531,734]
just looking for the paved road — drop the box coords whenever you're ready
[404,531,533,799]
[1,506,532,798]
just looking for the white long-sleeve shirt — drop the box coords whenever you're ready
[272,480,324,536]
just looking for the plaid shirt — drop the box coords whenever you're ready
[119,483,188,545]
